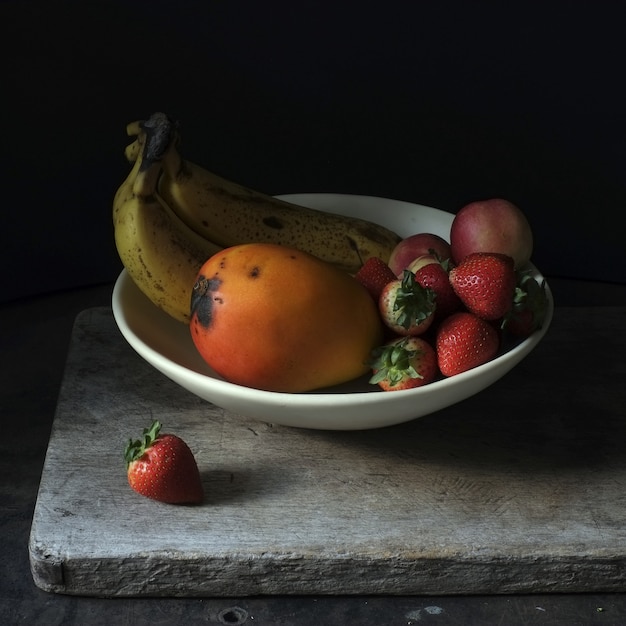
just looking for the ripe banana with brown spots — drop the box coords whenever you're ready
[113,118,222,323]
[125,112,402,275]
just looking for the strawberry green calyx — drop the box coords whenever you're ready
[503,272,548,333]
[124,420,162,468]
[369,338,423,387]
[430,250,452,272]
[394,270,437,330]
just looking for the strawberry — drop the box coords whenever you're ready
[449,252,516,321]
[124,420,204,504]
[436,311,500,377]
[379,270,437,336]
[354,257,397,301]
[502,272,549,337]
[369,336,438,391]
[413,260,462,323]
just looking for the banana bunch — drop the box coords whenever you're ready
[114,112,402,323]
[113,116,222,323]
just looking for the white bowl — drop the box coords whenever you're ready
[112,193,553,431]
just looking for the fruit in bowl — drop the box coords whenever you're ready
[387,232,452,276]
[189,243,384,393]
[450,198,534,268]
[111,192,552,430]
[111,114,552,430]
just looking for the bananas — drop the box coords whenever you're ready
[113,119,222,323]
[143,113,401,274]
[114,112,403,323]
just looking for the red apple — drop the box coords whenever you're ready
[388,233,452,276]
[450,198,533,268]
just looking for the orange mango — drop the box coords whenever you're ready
[190,243,384,392]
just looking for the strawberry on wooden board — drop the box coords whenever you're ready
[449,252,516,321]
[436,311,500,377]
[125,420,204,504]
[354,257,397,301]
[369,336,438,391]
[502,272,549,337]
[379,270,437,336]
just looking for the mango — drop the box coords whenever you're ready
[190,243,384,392]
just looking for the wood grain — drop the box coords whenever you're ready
[29,307,626,596]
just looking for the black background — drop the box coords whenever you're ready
[2,0,625,304]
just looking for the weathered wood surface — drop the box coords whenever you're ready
[29,306,626,597]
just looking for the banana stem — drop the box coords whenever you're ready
[132,159,162,198]
[141,112,177,165]
[161,137,185,178]
[124,138,142,163]
[126,120,143,137]
[125,113,177,195]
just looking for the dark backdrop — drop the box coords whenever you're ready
[2,0,625,303]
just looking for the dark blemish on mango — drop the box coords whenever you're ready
[262,216,283,230]
[249,266,261,278]
[190,274,222,328]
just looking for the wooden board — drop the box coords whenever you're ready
[29,306,626,597]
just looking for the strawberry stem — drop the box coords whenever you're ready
[501,272,548,332]
[369,338,423,387]
[393,270,436,330]
[124,420,162,468]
